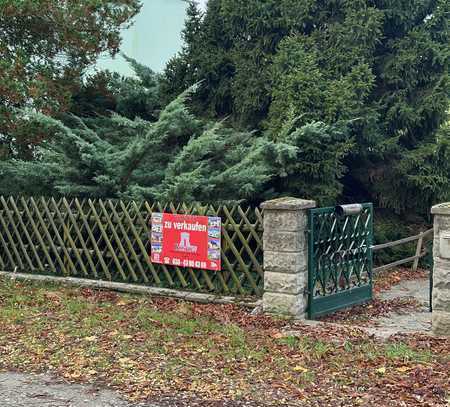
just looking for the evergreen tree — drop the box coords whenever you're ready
[69,71,120,118]
[69,56,162,122]
[373,110,450,213]
[113,56,163,121]
[161,0,450,212]
[0,86,351,206]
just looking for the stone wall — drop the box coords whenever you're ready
[431,203,450,336]
[261,197,316,318]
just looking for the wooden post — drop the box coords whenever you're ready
[412,231,424,272]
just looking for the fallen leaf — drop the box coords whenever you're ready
[293,365,309,373]
[270,330,284,339]
[376,367,386,375]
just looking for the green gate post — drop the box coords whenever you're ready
[431,204,450,336]
[261,197,316,318]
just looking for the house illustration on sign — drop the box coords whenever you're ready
[97,0,208,75]
[176,232,198,253]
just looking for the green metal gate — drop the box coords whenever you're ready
[307,203,374,319]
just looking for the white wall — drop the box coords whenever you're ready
[96,0,189,75]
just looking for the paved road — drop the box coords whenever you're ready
[0,372,145,407]
[0,372,261,407]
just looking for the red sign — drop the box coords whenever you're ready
[150,213,221,271]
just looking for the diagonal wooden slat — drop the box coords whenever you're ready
[0,196,36,271]
[98,199,138,282]
[79,198,113,276]
[6,196,45,272]
[0,197,25,270]
[73,198,112,280]
[229,206,264,278]
[62,198,99,278]
[221,204,251,292]
[39,197,78,276]
[107,200,148,282]
[0,237,5,269]
[0,225,12,269]
[88,199,127,281]
[19,197,58,274]
[49,197,89,278]
[28,197,67,274]
[118,200,159,284]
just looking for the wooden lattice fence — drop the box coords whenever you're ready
[0,196,264,297]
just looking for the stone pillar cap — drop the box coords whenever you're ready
[431,203,450,215]
[261,197,316,211]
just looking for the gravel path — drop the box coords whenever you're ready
[378,278,430,309]
[300,278,433,340]
[0,372,150,407]
[369,278,432,338]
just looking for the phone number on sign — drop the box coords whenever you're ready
[152,254,209,269]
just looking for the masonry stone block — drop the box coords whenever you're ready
[432,311,450,336]
[432,259,450,282]
[263,210,307,233]
[433,235,440,258]
[263,231,306,253]
[434,214,450,231]
[263,292,307,317]
[434,279,450,292]
[264,272,306,295]
[432,289,450,311]
[264,250,307,274]
[261,197,317,212]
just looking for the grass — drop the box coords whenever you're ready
[384,343,433,363]
[0,277,448,406]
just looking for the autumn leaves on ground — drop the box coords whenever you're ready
[0,277,448,407]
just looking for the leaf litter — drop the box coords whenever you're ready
[0,277,447,406]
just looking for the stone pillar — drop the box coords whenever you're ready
[261,197,316,318]
[431,203,450,336]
